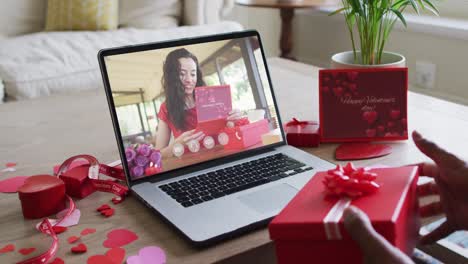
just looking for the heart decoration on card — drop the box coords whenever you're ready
[335,143,392,160]
[87,247,126,264]
[103,229,138,248]
[0,176,29,193]
[362,111,378,124]
[127,246,166,264]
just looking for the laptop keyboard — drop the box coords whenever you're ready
[158,153,313,208]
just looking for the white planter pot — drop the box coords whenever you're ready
[331,51,406,69]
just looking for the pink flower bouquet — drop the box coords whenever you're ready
[125,143,162,179]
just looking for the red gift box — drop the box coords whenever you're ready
[59,165,96,199]
[18,175,66,219]
[223,119,270,150]
[269,165,420,264]
[56,155,126,199]
[284,118,320,147]
[319,68,408,142]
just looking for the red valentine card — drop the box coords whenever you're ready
[195,85,232,122]
[319,68,408,142]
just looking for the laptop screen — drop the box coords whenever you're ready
[103,34,284,180]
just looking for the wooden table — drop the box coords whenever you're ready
[235,0,338,60]
[1,58,467,263]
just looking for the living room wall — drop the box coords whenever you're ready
[229,6,468,105]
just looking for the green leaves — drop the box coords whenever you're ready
[330,0,439,65]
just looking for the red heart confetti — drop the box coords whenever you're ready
[52,226,68,234]
[67,235,80,244]
[19,247,36,255]
[103,229,138,248]
[106,247,126,263]
[81,228,96,236]
[50,258,65,264]
[0,176,29,193]
[335,143,393,160]
[111,196,123,205]
[87,247,126,264]
[71,243,87,254]
[101,208,115,218]
[0,244,15,253]
[97,204,111,212]
[5,162,17,168]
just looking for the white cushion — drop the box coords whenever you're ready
[0,21,243,100]
[0,0,47,37]
[119,0,181,29]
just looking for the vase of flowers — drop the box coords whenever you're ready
[125,143,162,179]
[330,0,439,68]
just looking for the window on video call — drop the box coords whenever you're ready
[104,36,283,180]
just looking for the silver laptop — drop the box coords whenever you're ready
[98,30,334,246]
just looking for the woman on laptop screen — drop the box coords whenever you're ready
[155,48,241,158]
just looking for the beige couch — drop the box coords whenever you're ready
[0,0,243,102]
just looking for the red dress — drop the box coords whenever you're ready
[157,102,198,138]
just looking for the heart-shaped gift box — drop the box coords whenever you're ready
[18,175,66,219]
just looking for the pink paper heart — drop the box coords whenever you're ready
[0,176,29,193]
[38,208,82,229]
[55,208,81,227]
[126,246,166,264]
[103,229,138,248]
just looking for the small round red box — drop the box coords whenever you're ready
[18,175,66,219]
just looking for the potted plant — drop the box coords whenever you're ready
[330,0,439,68]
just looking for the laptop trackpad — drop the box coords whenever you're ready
[237,184,298,214]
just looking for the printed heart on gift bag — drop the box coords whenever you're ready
[366,129,377,137]
[362,111,378,124]
[87,247,126,264]
[127,246,166,264]
[335,143,393,160]
[390,109,401,120]
[103,229,138,248]
[332,87,344,97]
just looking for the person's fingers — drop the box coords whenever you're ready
[181,129,196,137]
[412,131,464,168]
[419,201,444,217]
[420,220,453,245]
[417,181,439,197]
[193,133,205,142]
[414,162,439,178]
[227,113,242,121]
[184,131,204,142]
[344,206,389,254]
